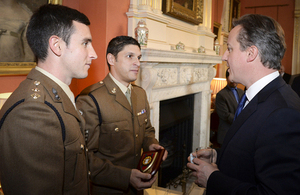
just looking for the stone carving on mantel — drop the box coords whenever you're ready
[208,65,217,81]
[156,68,178,87]
[141,65,216,90]
[179,67,192,84]
[193,68,208,82]
[141,66,158,92]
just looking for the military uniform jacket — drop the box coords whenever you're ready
[76,75,158,194]
[0,68,89,195]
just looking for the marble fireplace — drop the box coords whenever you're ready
[136,48,220,150]
[136,48,221,193]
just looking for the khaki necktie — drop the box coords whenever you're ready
[125,88,131,105]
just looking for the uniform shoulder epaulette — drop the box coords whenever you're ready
[79,81,105,96]
[25,80,45,102]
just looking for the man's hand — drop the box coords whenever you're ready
[130,169,156,190]
[149,144,168,161]
[189,148,217,164]
[187,158,219,187]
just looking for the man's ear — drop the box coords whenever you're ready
[247,45,259,62]
[107,53,116,66]
[49,35,62,56]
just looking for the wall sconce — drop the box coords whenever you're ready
[210,78,227,109]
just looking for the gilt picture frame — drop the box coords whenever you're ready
[162,0,203,25]
[0,0,62,76]
[229,0,241,30]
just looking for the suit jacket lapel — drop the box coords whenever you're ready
[218,97,258,162]
[218,77,285,163]
[104,75,132,112]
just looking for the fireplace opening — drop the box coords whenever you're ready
[158,94,194,189]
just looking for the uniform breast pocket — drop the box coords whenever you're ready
[64,139,86,189]
[99,120,132,154]
[137,112,147,127]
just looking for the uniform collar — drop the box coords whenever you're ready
[35,66,76,109]
[109,73,132,95]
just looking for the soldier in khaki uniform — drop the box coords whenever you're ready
[0,4,97,195]
[76,36,168,195]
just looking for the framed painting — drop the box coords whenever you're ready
[0,0,62,76]
[213,22,221,42]
[229,0,241,30]
[162,0,203,25]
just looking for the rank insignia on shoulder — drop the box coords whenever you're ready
[137,109,146,116]
[99,81,103,84]
[34,81,40,86]
[32,88,40,92]
[31,93,40,99]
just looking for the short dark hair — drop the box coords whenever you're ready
[26,4,90,62]
[106,36,141,70]
[232,14,286,70]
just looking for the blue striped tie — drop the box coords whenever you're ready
[234,93,247,121]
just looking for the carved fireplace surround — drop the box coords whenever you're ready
[136,48,220,150]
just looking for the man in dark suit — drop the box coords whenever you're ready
[187,14,300,194]
[215,69,243,145]
[0,4,97,195]
[76,36,168,195]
